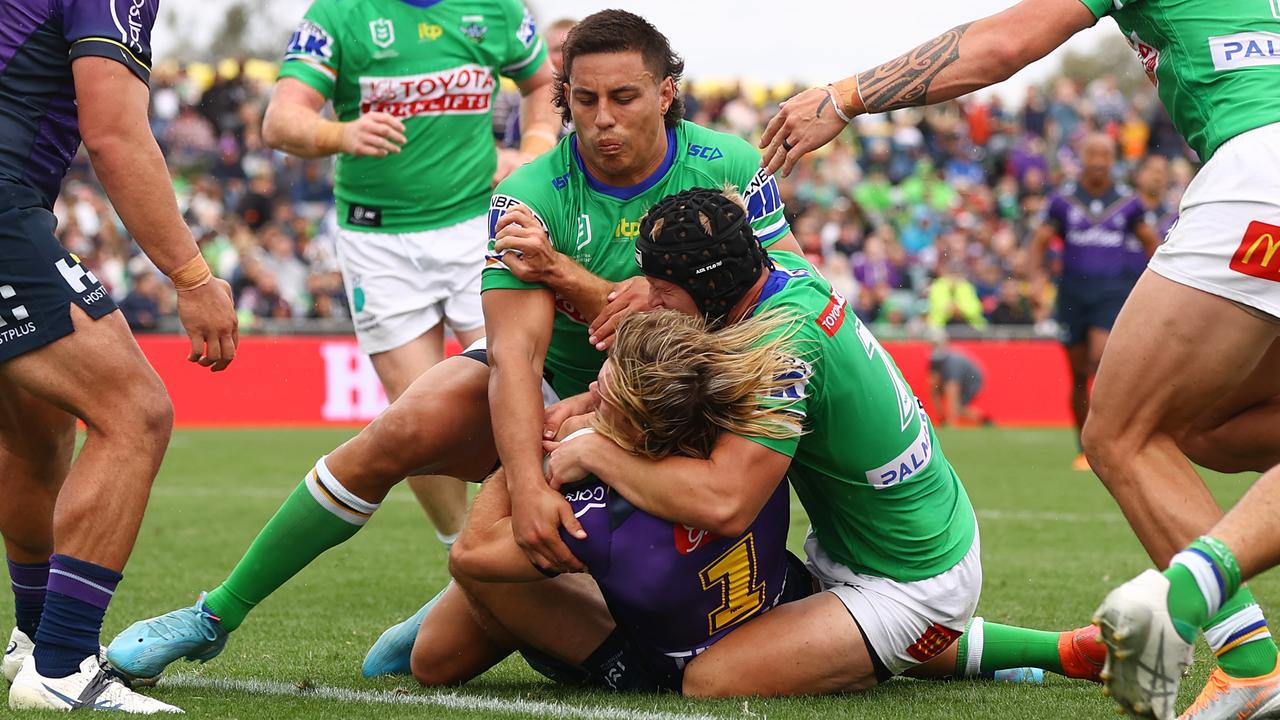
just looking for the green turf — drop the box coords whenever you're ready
[2,428,1272,718]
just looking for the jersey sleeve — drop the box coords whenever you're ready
[738,317,822,458]
[481,167,561,293]
[721,134,789,247]
[63,0,156,84]
[496,0,547,83]
[1039,194,1066,235]
[278,0,341,99]
[1077,0,1118,19]
[558,481,613,576]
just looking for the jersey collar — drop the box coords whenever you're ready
[571,127,677,201]
[398,0,444,7]
[746,267,799,318]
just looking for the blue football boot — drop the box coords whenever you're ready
[105,593,228,682]
[362,585,447,678]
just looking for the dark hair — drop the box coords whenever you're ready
[552,9,685,129]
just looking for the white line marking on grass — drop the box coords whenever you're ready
[163,675,720,720]
[978,509,1124,523]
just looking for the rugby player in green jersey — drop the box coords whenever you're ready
[104,9,803,684]
[261,0,558,546]
[476,187,1101,695]
[763,1,1280,716]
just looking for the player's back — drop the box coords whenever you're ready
[747,251,976,583]
[561,475,802,688]
[0,0,155,207]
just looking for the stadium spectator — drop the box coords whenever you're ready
[56,56,1193,339]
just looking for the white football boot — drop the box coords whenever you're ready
[8,654,182,713]
[3,628,33,683]
[1094,569,1195,719]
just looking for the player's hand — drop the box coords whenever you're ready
[494,205,560,283]
[340,112,407,157]
[588,277,655,351]
[176,278,238,373]
[760,85,848,177]
[493,148,532,186]
[544,392,596,440]
[542,431,601,491]
[510,480,587,574]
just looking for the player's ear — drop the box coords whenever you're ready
[658,76,675,116]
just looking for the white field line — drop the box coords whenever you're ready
[163,674,720,720]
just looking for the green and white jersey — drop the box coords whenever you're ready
[481,120,790,399]
[1080,0,1280,160]
[279,0,547,232]
[748,252,976,582]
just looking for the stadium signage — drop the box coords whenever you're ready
[358,65,496,116]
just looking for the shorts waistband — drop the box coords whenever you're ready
[0,183,51,213]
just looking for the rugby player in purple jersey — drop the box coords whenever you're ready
[0,0,237,713]
[1028,134,1160,471]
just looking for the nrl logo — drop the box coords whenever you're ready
[460,15,487,44]
[370,18,395,48]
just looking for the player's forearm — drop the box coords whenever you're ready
[84,131,199,275]
[517,77,559,158]
[452,516,544,583]
[490,361,553,495]
[452,474,544,583]
[262,100,339,159]
[584,443,753,536]
[830,2,1089,116]
[543,259,613,322]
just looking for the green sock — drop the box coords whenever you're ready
[204,461,377,632]
[1204,587,1278,679]
[953,617,1065,676]
[1164,536,1245,644]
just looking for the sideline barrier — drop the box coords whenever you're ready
[137,335,1074,427]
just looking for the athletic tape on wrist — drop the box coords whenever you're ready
[314,119,344,155]
[520,127,558,157]
[170,254,213,292]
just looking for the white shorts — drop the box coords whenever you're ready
[336,214,487,355]
[1148,122,1280,320]
[458,337,561,408]
[805,527,982,677]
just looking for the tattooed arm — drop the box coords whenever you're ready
[761,0,1096,176]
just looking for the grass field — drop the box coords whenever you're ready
[3,427,1272,719]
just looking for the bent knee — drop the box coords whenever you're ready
[94,377,173,446]
[411,646,464,687]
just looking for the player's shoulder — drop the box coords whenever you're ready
[493,139,574,205]
[676,121,762,170]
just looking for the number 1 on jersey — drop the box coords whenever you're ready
[698,534,766,635]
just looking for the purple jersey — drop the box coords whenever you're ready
[1123,202,1177,278]
[0,0,156,207]
[1042,183,1147,281]
[561,476,799,678]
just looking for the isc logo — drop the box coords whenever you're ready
[687,144,723,161]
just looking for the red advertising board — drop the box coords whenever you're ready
[136,335,1074,427]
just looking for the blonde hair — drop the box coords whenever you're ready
[593,309,807,460]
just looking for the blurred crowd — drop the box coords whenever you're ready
[57,59,1194,334]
